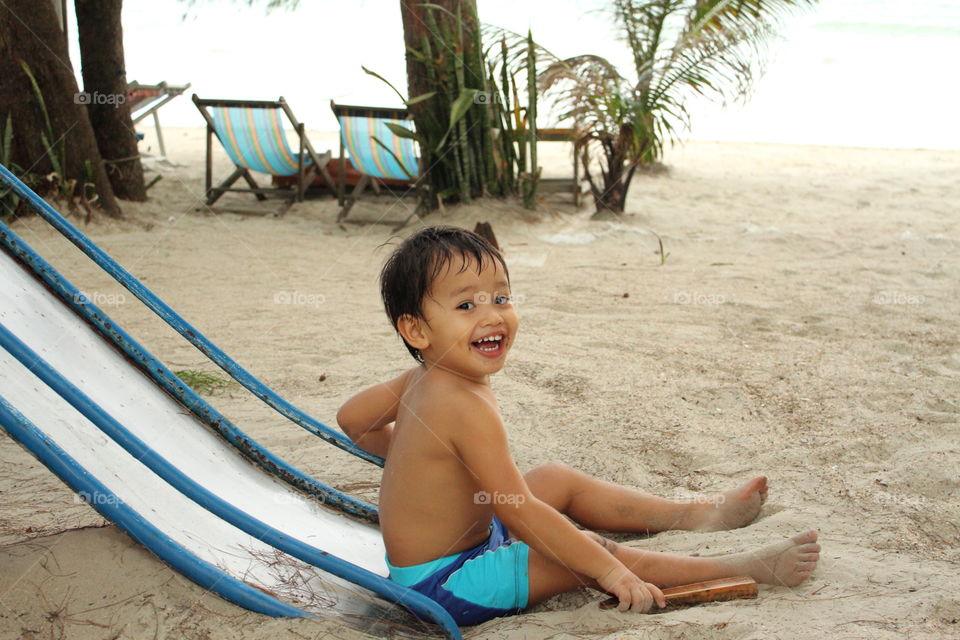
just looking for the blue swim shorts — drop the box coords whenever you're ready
[385,516,530,626]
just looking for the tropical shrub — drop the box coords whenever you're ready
[539,0,817,218]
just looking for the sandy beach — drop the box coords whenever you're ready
[1,127,958,639]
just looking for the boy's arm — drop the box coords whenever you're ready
[336,368,416,458]
[451,392,632,586]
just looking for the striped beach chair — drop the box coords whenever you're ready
[331,102,420,226]
[193,95,334,216]
[127,81,191,158]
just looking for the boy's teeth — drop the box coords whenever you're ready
[474,335,503,352]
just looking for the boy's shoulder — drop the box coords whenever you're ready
[407,367,488,400]
[404,371,501,434]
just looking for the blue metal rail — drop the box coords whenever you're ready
[0,396,310,619]
[0,163,385,468]
[0,323,461,639]
[0,220,378,524]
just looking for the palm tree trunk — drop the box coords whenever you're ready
[400,0,497,210]
[0,0,121,216]
[75,0,146,201]
[399,0,437,117]
[591,144,628,219]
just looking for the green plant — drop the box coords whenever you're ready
[20,61,67,186]
[0,113,21,217]
[174,369,233,395]
[0,112,49,219]
[16,61,98,215]
[481,29,541,209]
[535,0,817,218]
[522,29,539,209]
[651,228,669,265]
[386,2,490,208]
[369,3,541,211]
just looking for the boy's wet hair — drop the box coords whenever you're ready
[380,225,510,363]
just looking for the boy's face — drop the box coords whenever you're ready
[409,253,518,383]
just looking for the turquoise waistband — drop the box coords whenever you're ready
[385,551,461,586]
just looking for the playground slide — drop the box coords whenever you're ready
[0,165,459,638]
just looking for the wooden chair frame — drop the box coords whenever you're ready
[531,128,586,207]
[127,81,191,158]
[330,102,420,228]
[193,95,335,216]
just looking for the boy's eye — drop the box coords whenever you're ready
[495,294,511,304]
[457,301,475,310]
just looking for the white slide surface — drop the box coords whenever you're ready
[0,248,425,634]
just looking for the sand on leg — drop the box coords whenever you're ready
[522,529,820,607]
[524,462,768,533]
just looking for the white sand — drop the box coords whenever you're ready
[1,128,958,639]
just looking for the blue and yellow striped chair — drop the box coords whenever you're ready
[193,95,334,215]
[330,102,420,226]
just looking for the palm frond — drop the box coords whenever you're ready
[662,0,816,97]
[611,0,687,82]
[537,0,817,215]
[481,23,560,76]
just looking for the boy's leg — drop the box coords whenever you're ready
[524,529,820,607]
[524,462,767,533]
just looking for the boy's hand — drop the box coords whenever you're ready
[597,563,666,613]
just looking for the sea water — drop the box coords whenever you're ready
[64,0,960,150]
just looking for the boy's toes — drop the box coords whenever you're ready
[742,476,767,498]
[792,530,818,546]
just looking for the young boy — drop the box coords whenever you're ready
[337,226,820,626]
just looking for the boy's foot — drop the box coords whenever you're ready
[687,476,768,531]
[728,530,820,587]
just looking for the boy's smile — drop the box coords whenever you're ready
[472,332,505,357]
[413,253,518,383]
